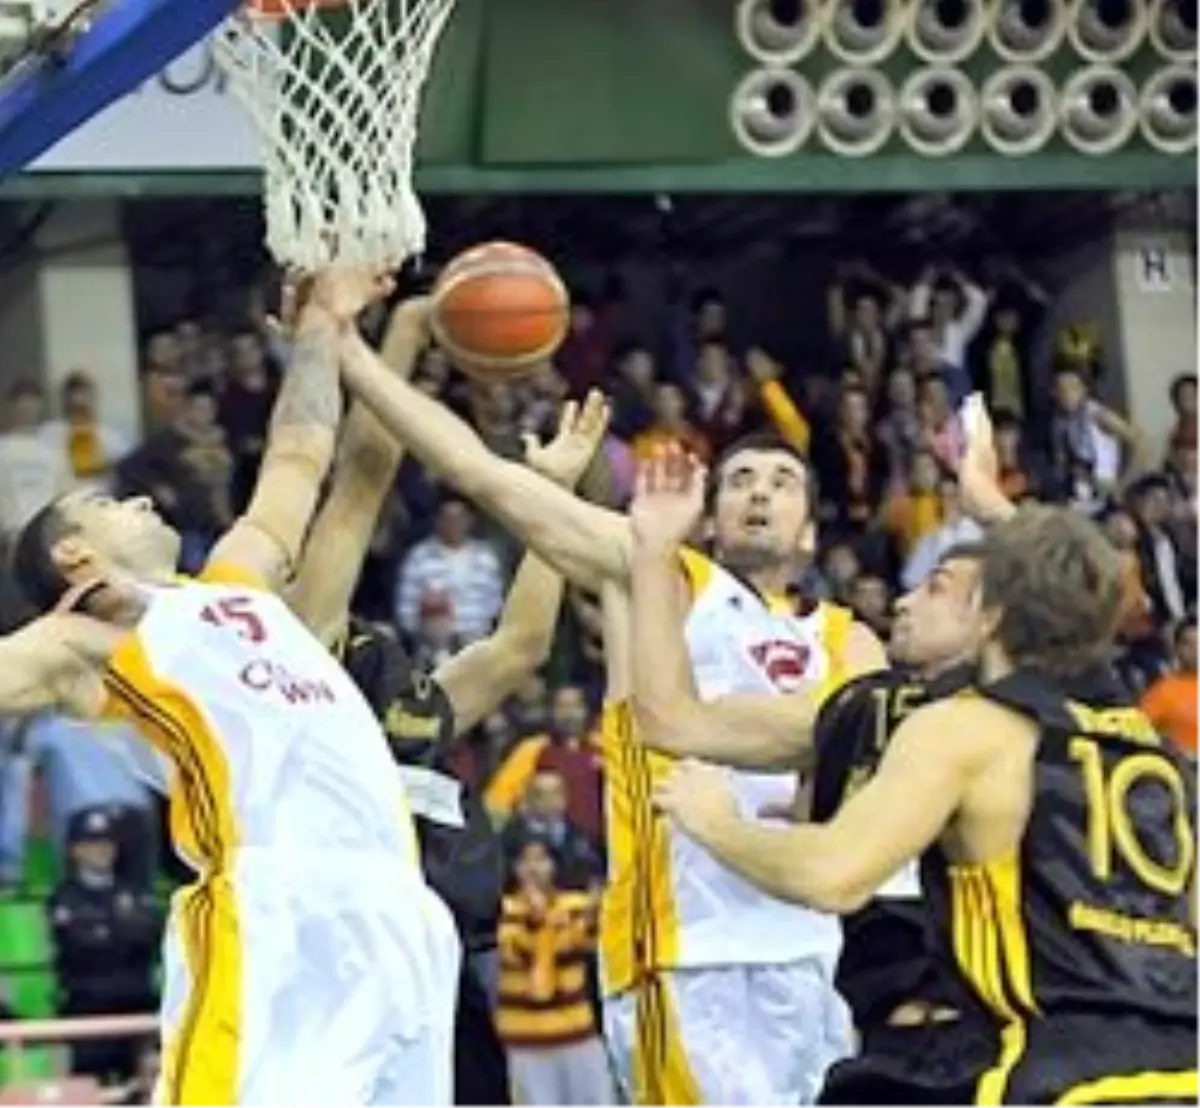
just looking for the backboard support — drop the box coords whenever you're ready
[0,0,240,176]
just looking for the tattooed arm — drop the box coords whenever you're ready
[206,270,390,591]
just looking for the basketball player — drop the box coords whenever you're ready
[4,269,461,1106]
[656,502,1198,1105]
[334,324,886,1103]
[287,297,612,1105]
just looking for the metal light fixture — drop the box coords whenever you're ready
[1059,64,1140,153]
[729,67,817,156]
[1067,0,1147,63]
[1140,64,1198,153]
[980,65,1058,153]
[899,66,978,154]
[823,0,907,63]
[988,0,1068,61]
[817,67,897,154]
[1148,0,1197,61]
[735,0,825,64]
[907,0,988,62]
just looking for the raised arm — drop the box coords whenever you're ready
[653,697,999,913]
[207,270,390,590]
[339,328,631,591]
[0,614,114,718]
[288,298,428,645]
[433,393,612,734]
[629,452,885,771]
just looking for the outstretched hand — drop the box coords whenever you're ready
[523,389,611,489]
[956,393,1011,523]
[630,447,707,555]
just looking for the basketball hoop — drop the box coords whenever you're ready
[214,0,453,272]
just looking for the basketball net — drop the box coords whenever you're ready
[214,0,453,272]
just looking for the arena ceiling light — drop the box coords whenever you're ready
[816,67,897,155]
[1140,64,1198,153]
[735,0,824,65]
[906,0,988,63]
[898,66,978,155]
[823,0,906,64]
[988,0,1069,61]
[729,67,817,156]
[1059,64,1140,153]
[1148,0,1197,61]
[980,64,1058,153]
[1067,0,1147,63]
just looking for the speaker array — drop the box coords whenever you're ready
[729,0,1196,156]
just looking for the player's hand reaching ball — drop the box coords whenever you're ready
[308,267,396,324]
[523,389,611,490]
[630,447,707,555]
[654,759,739,839]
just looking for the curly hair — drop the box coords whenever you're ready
[980,504,1124,677]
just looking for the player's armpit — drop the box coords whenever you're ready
[0,616,111,717]
[340,329,630,590]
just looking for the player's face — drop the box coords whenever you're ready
[890,556,984,669]
[55,490,181,584]
[711,449,814,573]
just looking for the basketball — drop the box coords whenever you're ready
[430,242,570,380]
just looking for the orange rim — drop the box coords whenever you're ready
[245,0,348,19]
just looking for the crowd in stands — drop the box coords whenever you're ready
[0,250,1194,1102]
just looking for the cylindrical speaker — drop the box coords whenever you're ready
[1067,0,1147,62]
[1140,64,1198,152]
[817,67,897,154]
[823,0,907,64]
[906,0,988,62]
[1059,65,1139,153]
[898,66,979,154]
[735,0,825,65]
[1148,0,1197,61]
[988,0,1069,61]
[729,67,817,156]
[981,65,1058,153]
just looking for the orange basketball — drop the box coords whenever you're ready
[430,242,569,380]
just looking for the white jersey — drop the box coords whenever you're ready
[600,550,852,994]
[101,563,419,872]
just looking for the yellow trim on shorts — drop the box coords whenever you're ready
[101,634,243,1104]
[632,974,703,1106]
[945,853,1037,1106]
[1053,1069,1199,1105]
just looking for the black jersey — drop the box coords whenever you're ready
[811,666,974,1030]
[337,618,505,951]
[920,666,1198,1104]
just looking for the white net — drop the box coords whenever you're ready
[214,0,453,272]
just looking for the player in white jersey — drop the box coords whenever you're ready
[330,320,889,1104]
[1,269,459,1105]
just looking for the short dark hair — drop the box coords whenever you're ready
[938,541,987,567]
[1170,373,1197,409]
[11,500,78,615]
[708,431,818,509]
[981,505,1123,676]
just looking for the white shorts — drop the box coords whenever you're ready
[155,846,460,1106]
[604,960,853,1106]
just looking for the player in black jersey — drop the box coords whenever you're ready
[658,503,1197,1106]
[286,298,612,1104]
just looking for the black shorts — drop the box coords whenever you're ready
[819,1018,997,1106]
[981,1010,1197,1106]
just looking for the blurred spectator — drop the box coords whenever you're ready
[849,573,892,643]
[609,344,657,439]
[917,373,964,472]
[0,715,156,890]
[49,810,161,1083]
[691,342,746,455]
[910,264,989,404]
[820,541,861,606]
[219,327,279,514]
[502,770,603,892]
[827,261,904,393]
[556,298,611,396]
[991,410,1042,501]
[900,476,984,591]
[486,685,604,844]
[494,835,614,1106]
[510,675,550,738]
[409,589,464,672]
[876,368,923,485]
[1140,617,1197,761]
[1168,372,1197,452]
[746,349,811,456]
[1049,365,1142,507]
[974,263,1049,422]
[815,383,886,536]
[632,384,711,463]
[117,380,234,573]
[396,498,504,645]
[879,449,946,563]
[0,381,72,543]
[1129,475,1190,627]
[44,372,131,494]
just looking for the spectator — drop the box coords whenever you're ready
[502,770,603,892]
[409,589,464,672]
[1167,372,1197,452]
[1140,617,1197,761]
[396,497,505,645]
[909,264,989,404]
[827,261,902,393]
[974,263,1049,422]
[820,541,861,606]
[219,326,279,513]
[745,349,811,456]
[45,372,131,494]
[494,834,614,1106]
[900,475,984,591]
[876,368,923,485]
[486,685,604,844]
[992,410,1041,501]
[49,809,161,1083]
[1129,475,1190,627]
[0,714,156,890]
[510,674,550,738]
[631,383,711,463]
[117,379,234,573]
[691,342,746,455]
[609,344,657,440]
[0,381,72,544]
[917,372,964,471]
[879,449,946,563]
[814,383,886,536]
[849,573,892,642]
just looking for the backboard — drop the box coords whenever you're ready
[0,0,239,175]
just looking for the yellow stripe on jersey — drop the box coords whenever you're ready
[676,547,714,600]
[1053,1069,1200,1105]
[100,633,244,1105]
[813,602,855,707]
[946,854,1035,1106]
[197,560,270,591]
